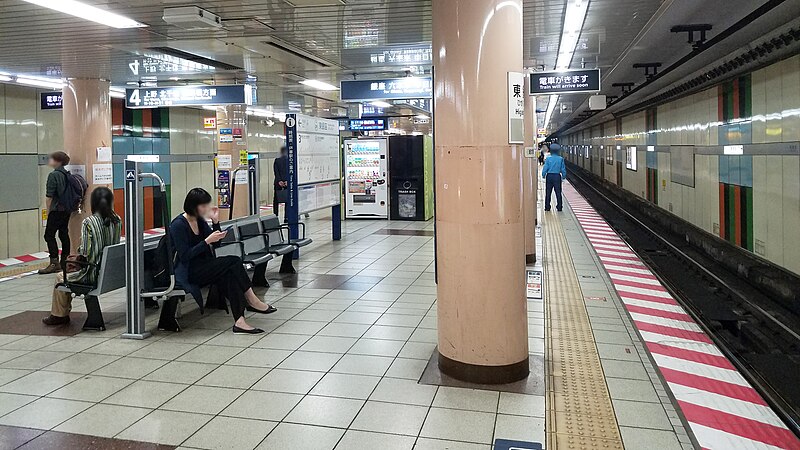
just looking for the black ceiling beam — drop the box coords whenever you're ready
[633,62,663,79]
[670,24,713,49]
[612,82,635,94]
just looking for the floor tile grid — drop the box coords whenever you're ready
[0,215,545,449]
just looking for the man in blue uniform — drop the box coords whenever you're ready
[541,143,567,212]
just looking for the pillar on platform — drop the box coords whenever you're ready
[433,0,529,383]
[61,78,112,253]
[215,105,250,218]
[524,76,538,264]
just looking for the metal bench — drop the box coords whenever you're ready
[56,243,126,331]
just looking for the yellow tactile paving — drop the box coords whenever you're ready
[544,211,624,450]
[0,261,47,278]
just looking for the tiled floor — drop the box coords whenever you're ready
[0,216,546,450]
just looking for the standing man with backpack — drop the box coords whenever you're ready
[39,151,87,274]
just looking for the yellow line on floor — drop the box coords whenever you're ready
[543,210,624,450]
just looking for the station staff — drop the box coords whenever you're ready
[541,143,567,212]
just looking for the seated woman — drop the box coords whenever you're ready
[171,188,276,334]
[43,187,121,325]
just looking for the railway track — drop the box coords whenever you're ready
[567,166,800,437]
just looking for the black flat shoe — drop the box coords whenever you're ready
[232,326,265,334]
[246,305,278,314]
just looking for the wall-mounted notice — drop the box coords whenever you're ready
[217,154,232,169]
[64,164,85,179]
[526,269,543,299]
[217,170,230,208]
[93,164,113,184]
[234,170,248,185]
[204,117,216,129]
[96,146,112,162]
[239,150,248,166]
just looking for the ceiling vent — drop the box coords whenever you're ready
[284,0,346,6]
[147,47,242,71]
[163,6,222,30]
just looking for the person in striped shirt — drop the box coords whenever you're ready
[42,187,121,326]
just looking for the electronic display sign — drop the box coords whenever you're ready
[529,69,601,95]
[40,92,62,110]
[341,77,432,101]
[349,118,388,131]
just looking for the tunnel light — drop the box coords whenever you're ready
[20,0,147,28]
[15,76,64,90]
[299,79,338,91]
[371,101,392,108]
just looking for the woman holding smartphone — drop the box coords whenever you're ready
[170,188,276,334]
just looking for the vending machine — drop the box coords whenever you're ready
[344,138,389,218]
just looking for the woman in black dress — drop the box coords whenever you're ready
[170,188,276,334]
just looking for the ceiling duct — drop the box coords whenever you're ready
[147,47,242,71]
[163,6,222,30]
[261,39,333,68]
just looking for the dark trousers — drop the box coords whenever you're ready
[545,173,563,211]
[190,255,251,320]
[44,210,71,262]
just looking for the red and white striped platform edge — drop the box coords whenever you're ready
[563,181,800,450]
[0,227,166,270]
[0,206,276,273]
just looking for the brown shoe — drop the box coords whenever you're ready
[38,261,60,275]
[42,315,70,326]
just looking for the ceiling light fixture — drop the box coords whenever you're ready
[299,79,338,91]
[371,101,392,108]
[542,0,590,133]
[555,0,590,70]
[109,90,126,99]
[15,76,64,90]
[20,0,147,28]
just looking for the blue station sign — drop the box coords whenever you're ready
[341,77,432,101]
[125,84,252,109]
[349,118,388,131]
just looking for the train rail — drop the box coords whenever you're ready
[567,166,800,437]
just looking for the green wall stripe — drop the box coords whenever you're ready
[132,109,143,137]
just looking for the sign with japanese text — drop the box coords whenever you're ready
[529,69,600,95]
[349,118,387,131]
[203,117,216,129]
[340,77,432,101]
[508,72,525,144]
[125,85,252,109]
[40,92,62,110]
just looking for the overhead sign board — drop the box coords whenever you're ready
[40,92,62,110]
[125,84,252,109]
[349,118,387,131]
[529,69,601,95]
[341,76,432,101]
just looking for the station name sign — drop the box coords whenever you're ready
[341,76,432,101]
[529,69,600,95]
[125,84,252,109]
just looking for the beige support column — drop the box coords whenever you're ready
[434,0,529,383]
[62,78,112,253]
[524,76,537,264]
[215,105,250,218]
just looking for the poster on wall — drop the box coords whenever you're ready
[217,154,232,169]
[217,170,231,208]
[92,164,113,184]
[626,146,638,171]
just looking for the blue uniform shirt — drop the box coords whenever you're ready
[541,154,567,179]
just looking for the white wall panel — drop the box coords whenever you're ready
[7,209,39,257]
[782,155,800,274]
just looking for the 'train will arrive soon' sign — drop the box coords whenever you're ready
[529,69,601,95]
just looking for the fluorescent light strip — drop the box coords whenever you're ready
[556,0,590,70]
[15,76,64,90]
[0,75,11,82]
[299,79,338,91]
[371,101,392,108]
[21,0,147,29]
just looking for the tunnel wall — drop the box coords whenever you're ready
[560,54,800,276]
[0,84,284,261]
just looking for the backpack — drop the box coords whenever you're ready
[144,234,175,290]
[59,170,88,212]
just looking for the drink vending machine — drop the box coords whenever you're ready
[344,138,389,218]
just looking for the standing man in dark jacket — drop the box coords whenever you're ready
[39,151,72,274]
[273,145,288,221]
